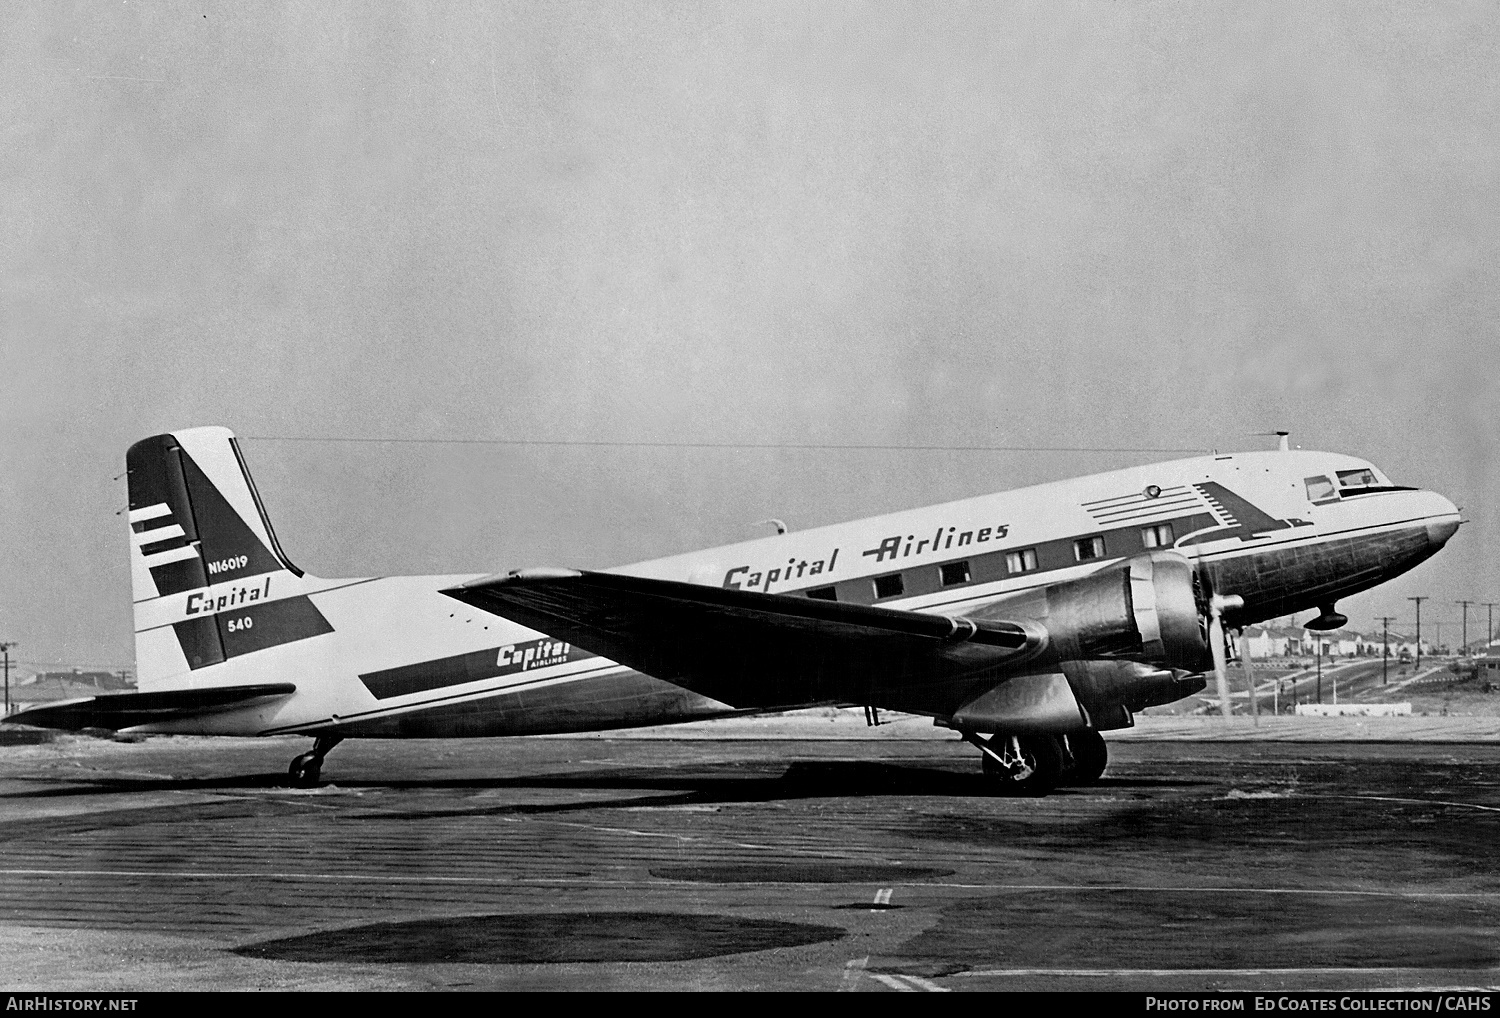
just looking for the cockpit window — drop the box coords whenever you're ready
[1337,468,1379,489]
[1304,475,1338,502]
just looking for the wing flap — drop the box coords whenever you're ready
[3,683,297,731]
[442,569,1040,712]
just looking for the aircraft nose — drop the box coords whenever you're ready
[1423,493,1461,549]
[1427,515,1460,548]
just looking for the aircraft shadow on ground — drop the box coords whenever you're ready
[0,760,1203,813]
[232,911,848,965]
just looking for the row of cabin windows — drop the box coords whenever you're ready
[805,522,1178,603]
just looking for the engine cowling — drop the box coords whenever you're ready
[933,552,1215,735]
[972,550,1212,675]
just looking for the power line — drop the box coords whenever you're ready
[243,436,1213,454]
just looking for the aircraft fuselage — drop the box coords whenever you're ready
[116,442,1457,740]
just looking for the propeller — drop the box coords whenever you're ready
[1208,594,1244,716]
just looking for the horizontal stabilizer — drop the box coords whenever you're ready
[442,570,1038,712]
[3,683,297,732]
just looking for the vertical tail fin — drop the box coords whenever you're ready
[128,427,310,687]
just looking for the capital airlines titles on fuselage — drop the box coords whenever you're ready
[722,522,1011,592]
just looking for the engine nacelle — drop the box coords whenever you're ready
[972,550,1212,675]
[1061,659,1208,728]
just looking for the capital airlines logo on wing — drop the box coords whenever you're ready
[497,638,573,674]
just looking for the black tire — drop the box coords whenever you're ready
[288,754,321,787]
[982,734,1064,796]
[1060,730,1108,785]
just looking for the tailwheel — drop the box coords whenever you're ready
[1059,730,1108,786]
[975,733,1064,797]
[286,735,343,788]
[288,754,321,787]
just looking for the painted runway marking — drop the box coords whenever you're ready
[913,882,1500,899]
[957,967,1500,979]
[871,887,893,911]
[864,971,950,992]
[839,956,869,992]
[499,815,780,851]
[1308,794,1500,814]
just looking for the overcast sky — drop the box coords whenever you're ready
[4,2,1498,670]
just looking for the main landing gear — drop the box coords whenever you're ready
[288,735,343,787]
[963,729,1108,796]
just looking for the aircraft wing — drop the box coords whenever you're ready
[3,683,297,731]
[441,569,1042,713]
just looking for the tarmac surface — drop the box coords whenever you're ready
[3,723,1500,992]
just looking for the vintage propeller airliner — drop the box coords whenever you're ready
[6,427,1460,794]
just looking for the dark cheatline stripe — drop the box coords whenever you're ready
[810,510,1223,606]
[173,616,225,670]
[360,638,596,700]
[174,595,334,670]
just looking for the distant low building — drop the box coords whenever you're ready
[7,669,133,715]
[1482,641,1500,683]
[1243,626,1301,659]
[1241,624,1426,662]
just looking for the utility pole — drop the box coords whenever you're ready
[1458,601,1475,656]
[1409,597,1427,671]
[1376,617,1396,685]
[0,642,16,717]
[1484,602,1497,653]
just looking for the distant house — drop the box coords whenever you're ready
[1241,625,1422,662]
[1291,630,1363,658]
[1243,626,1300,659]
[1482,642,1500,683]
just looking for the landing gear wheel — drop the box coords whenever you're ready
[1060,730,1108,786]
[286,735,343,788]
[981,734,1064,797]
[288,753,321,787]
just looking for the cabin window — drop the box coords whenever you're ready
[873,573,904,599]
[805,586,837,601]
[1005,548,1038,574]
[1304,475,1338,502]
[1142,523,1174,549]
[940,561,970,586]
[1074,536,1106,561]
[1337,468,1378,489]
